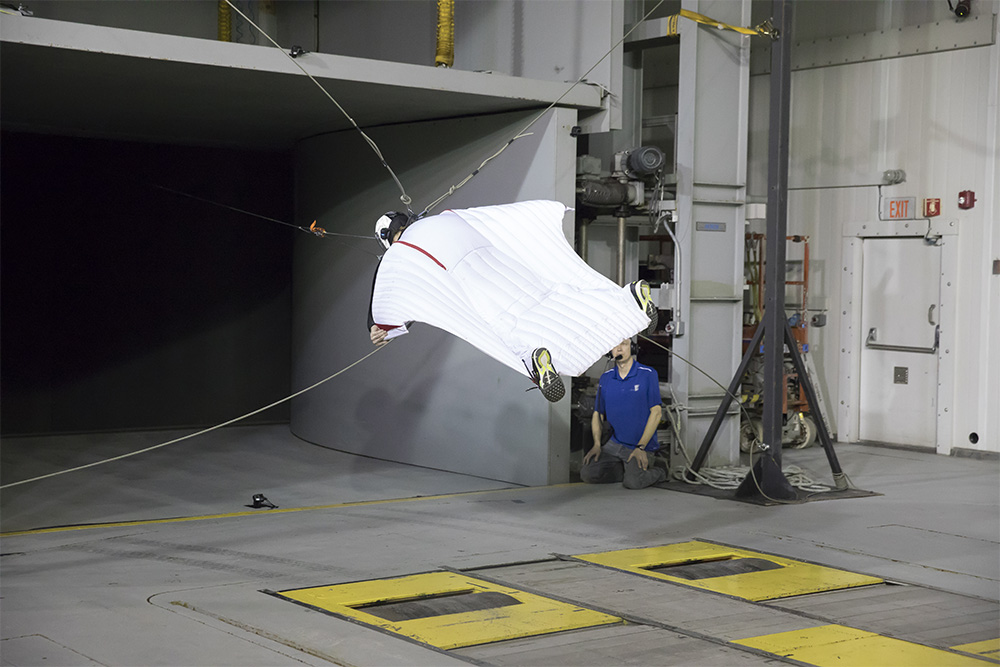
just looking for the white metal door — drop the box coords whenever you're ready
[859,238,941,447]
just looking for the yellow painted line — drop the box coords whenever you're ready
[278,571,622,650]
[0,484,580,537]
[952,638,1000,659]
[574,540,883,601]
[734,624,990,666]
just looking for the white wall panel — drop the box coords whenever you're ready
[789,62,882,188]
[984,4,1000,455]
[771,42,998,452]
[787,0,974,43]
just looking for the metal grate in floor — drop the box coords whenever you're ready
[571,540,884,601]
[272,570,622,650]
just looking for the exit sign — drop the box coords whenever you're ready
[881,196,916,220]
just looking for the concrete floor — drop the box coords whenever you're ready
[1,424,998,666]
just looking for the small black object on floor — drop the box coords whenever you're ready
[247,493,278,509]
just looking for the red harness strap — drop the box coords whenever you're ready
[395,241,447,270]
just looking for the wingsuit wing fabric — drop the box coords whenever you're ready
[370,200,650,377]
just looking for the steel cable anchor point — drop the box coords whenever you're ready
[756,19,779,40]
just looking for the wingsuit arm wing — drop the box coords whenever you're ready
[367,266,378,331]
[368,257,410,340]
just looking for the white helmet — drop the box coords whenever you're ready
[374,211,411,249]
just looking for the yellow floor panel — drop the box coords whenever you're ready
[573,540,883,601]
[952,638,1000,660]
[734,624,990,666]
[276,571,623,650]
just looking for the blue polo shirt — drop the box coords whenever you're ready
[595,361,661,452]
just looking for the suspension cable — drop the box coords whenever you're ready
[0,345,388,490]
[151,184,381,258]
[223,0,413,213]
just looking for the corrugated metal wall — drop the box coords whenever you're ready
[754,13,998,451]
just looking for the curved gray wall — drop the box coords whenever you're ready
[291,108,578,485]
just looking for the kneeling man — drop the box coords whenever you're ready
[583,338,666,489]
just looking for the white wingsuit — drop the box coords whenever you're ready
[370,200,650,378]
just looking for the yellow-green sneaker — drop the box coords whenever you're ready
[530,348,565,402]
[630,280,658,334]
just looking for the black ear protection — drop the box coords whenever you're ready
[379,211,412,244]
[605,338,639,359]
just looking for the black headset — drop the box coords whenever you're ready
[606,338,639,359]
[379,211,413,244]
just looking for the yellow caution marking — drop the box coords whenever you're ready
[1,484,580,538]
[952,638,1000,659]
[735,624,991,666]
[574,540,883,601]
[277,571,622,650]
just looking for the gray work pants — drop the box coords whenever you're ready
[580,440,666,489]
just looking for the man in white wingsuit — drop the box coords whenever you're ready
[367,200,658,402]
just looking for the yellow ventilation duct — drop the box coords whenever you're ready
[435,0,454,67]
[218,0,231,42]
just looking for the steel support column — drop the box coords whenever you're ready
[683,0,847,496]
[735,0,795,499]
[674,0,751,467]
